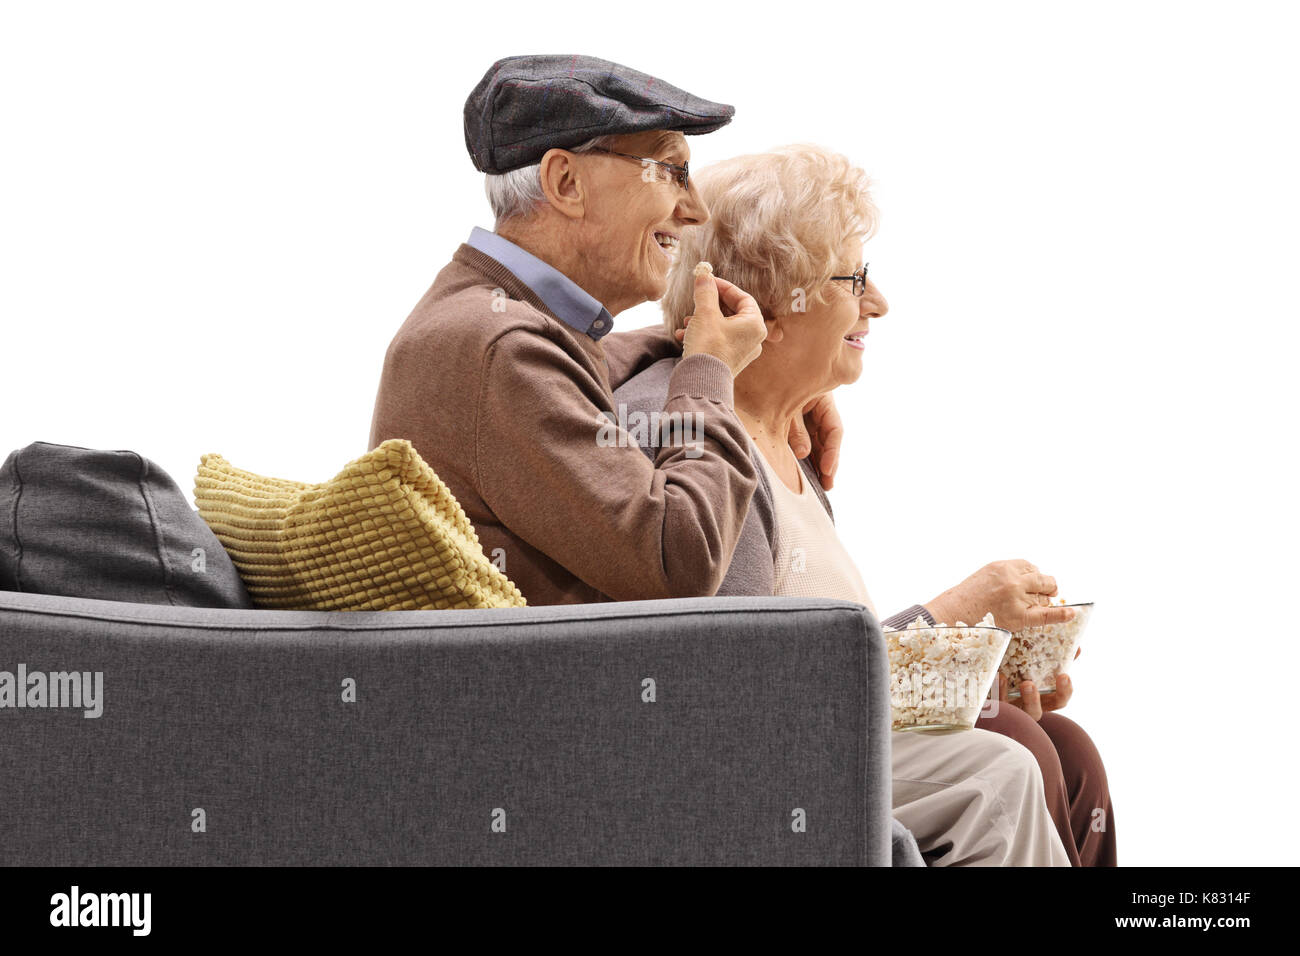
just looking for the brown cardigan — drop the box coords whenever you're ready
[367,244,757,606]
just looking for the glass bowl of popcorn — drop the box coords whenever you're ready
[885,613,1011,732]
[999,602,1094,698]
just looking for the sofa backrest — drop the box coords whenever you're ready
[0,591,890,865]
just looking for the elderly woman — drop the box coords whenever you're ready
[614,144,1115,866]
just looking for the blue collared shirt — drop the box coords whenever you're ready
[466,227,615,340]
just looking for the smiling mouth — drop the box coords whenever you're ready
[844,330,868,350]
[653,232,679,260]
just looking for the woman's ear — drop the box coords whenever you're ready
[537,148,586,221]
[762,309,785,344]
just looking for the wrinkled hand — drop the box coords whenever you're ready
[675,270,840,485]
[788,393,842,491]
[676,270,774,378]
[926,559,1076,630]
[996,668,1076,720]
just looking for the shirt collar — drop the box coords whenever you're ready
[466,227,614,340]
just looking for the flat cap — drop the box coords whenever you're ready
[464,54,735,174]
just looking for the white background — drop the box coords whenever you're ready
[2,1,1297,866]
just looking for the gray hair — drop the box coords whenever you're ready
[484,134,621,223]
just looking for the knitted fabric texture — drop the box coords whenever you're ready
[193,439,526,611]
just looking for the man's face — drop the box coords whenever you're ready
[575,130,710,312]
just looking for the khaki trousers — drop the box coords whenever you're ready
[891,728,1071,867]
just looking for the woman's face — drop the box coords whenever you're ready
[777,237,889,393]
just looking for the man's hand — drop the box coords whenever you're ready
[789,393,842,491]
[925,559,1076,630]
[677,270,770,378]
[996,672,1074,720]
[674,272,840,488]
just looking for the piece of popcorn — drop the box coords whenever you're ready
[693,260,714,279]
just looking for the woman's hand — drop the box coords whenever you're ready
[925,559,1076,631]
[996,671,1073,720]
[992,645,1082,719]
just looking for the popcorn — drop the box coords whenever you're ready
[693,260,714,279]
[998,602,1093,696]
[884,612,1009,731]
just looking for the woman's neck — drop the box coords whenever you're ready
[733,361,824,491]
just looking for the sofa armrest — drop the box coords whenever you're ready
[0,591,890,865]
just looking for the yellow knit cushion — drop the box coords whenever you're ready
[193,439,526,611]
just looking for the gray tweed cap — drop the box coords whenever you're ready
[464,54,735,174]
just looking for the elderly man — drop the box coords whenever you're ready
[369,55,834,605]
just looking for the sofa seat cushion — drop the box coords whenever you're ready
[0,441,255,608]
[193,438,526,611]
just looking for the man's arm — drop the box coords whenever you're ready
[606,325,845,491]
[477,328,757,602]
[603,324,681,391]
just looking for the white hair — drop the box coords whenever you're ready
[484,134,621,223]
[660,144,879,334]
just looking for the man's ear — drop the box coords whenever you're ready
[537,148,586,221]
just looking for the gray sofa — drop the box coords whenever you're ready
[0,588,905,866]
[0,440,920,865]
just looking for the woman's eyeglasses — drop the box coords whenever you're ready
[830,264,870,296]
[584,148,690,191]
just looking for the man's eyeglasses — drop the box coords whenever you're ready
[584,148,690,191]
[830,264,870,297]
